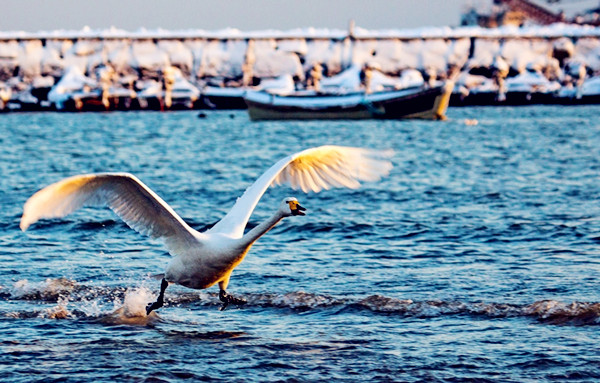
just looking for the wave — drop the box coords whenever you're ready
[2,278,599,326]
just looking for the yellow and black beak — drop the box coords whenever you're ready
[289,201,306,216]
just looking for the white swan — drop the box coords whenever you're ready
[20,145,393,313]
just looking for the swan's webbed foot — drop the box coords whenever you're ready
[146,278,169,315]
[219,289,247,311]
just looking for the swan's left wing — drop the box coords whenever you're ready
[209,145,393,237]
[20,173,200,256]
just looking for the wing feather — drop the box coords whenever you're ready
[209,145,393,237]
[304,167,325,192]
[312,166,336,190]
[20,173,199,256]
[313,166,342,189]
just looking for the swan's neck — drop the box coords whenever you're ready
[241,211,285,248]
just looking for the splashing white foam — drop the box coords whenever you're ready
[100,286,161,325]
[10,278,75,300]
[122,286,155,318]
[79,297,103,317]
[10,279,32,298]
[42,296,71,319]
[272,291,338,309]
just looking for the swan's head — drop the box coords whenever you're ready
[281,197,306,217]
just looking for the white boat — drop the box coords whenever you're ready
[244,81,453,121]
[198,75,296,109]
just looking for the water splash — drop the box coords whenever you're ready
[3,278,600,326]
[42,296,71,319]
[10,278,76,300]
[524,300,600,325]
[270,291,340,309]
[122,286,155,317]
[100,287,160,326]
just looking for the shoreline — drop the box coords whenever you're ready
[2,23,600,112]
[2,23,600,40]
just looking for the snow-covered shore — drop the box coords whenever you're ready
[1,24,600,111]
[3,23,600,40]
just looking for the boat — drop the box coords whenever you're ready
[198,86,248,109]
[136,66,200,110]
[198,75,296,110]
[47,66,97,111]
[555,76,600,105]
[48,66,140,111]
[450,64,568,106]
[244,82,453,121]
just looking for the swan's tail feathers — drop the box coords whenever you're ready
[149,273,166,281]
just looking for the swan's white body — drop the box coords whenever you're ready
[20,145,393,302]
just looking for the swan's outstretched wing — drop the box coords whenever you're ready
[209,145,393,237]
[20,173,200,256]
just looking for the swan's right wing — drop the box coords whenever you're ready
[270,146,394,191]
[20,173,200,256]
[209,145,394,238]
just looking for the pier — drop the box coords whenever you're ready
[1,24,600,110]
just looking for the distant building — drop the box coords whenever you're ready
[461,0,599,27]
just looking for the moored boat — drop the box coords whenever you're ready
[244,81,453,121]
[198,74,296,110]
[198,86,248,109]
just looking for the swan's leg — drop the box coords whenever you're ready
[219,290,247,311]
[218,280,247,311]
[146,278,169,315]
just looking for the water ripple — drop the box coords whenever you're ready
[2,108,600,381]
[2,278,600,326]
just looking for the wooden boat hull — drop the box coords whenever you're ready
[450,90,557,106]
[245,83,452,121]
[62,95,142,112]
[451,90,600,106]
[197,87,248,110]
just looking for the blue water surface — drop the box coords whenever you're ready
[0,107,599,382]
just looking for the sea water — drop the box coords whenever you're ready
[0,107,599,382]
